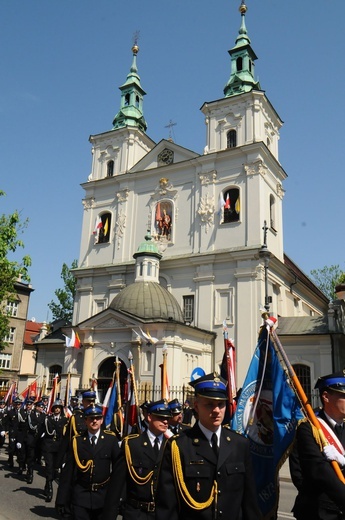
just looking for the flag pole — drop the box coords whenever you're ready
[128,351,141,431]
[161,344,168,400]
[222,322,236,418]
[267,315,345,484]
[115,356,124,438]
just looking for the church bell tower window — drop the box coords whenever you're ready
[227,130,237,149]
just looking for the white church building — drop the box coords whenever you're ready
[47,2,344,404]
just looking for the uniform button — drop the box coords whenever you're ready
[217,471,221,476]
[218,490,221,495]
[219,511,223,516]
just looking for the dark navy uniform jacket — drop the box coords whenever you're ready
[290,410,345,520]
[155,423,261,520]
[56,430,120,511]
[103,431,166,520]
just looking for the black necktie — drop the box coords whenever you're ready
[154,436,159,456]
[211,433,219,457]
[91,435,96,448]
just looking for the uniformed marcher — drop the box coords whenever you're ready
[55,403,120,520]
[155,372,262,520]
[41,400,68,502]
[290,371,345,520]
[7,397,24,468]
[168,399,189,435]
[56,390,97,469]
[18,398,44,483]
[102,399,172,520]
[0,398,8,454]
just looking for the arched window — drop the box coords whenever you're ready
[227,130,237,149]
[107,160,114,177]
[236,57,243,71]
[125,93,130,106]
[270,194,276,231]
[293,364,311,404]
[94,212,111,244]
[135,95,140,108]
[48,365,61,389]
[222,188,240,224]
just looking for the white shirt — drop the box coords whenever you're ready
[198,421,221,448]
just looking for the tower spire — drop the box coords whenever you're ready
[112,37,147,132]
[223,1,261,97]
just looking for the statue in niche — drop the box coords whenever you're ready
[155,201,172,240]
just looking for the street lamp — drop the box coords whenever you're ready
[259,220,271,313]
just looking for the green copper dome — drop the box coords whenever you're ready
[110,281,184,322]
[134,231,162,259]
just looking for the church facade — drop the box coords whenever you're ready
[61,3,330,401]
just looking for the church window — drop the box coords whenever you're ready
[147,262,152,276]
[249,60,252,73]
[94,212,111,244]
[154,200,172,240]
[269,195,276,231]
[236,57,243,71]
[145,351,152,372]
[293,364,312,404]
[135,95,140,108]
[227,130,237,149]
[183,295,194,324]
[48,365,61,389]
[125,93,130,106]
[222,188,240,224]
[107,160,114,177]
[139,262,143,276]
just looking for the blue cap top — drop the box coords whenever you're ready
[84,403,104,418]
[82,390,96,400]
[315,371,345,393]
[168,399,183,414]
[189,372,228,400]
[148,399,172,417]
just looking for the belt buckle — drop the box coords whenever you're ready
[147,502,155,512]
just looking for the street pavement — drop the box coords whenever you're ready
[0,442,297,520]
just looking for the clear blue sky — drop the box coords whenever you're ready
[1,0,344,321]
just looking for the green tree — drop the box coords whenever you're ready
[310,264,345,300]
[0,191,31,350]
[48,259,78,322]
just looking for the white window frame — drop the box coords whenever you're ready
[0,353,11,370]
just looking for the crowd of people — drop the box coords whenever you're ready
[1,370,345,520]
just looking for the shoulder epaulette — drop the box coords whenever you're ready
[103,429,116,436]
[124,433,140,440]
[223,424,231,430]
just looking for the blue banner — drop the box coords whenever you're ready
[232,326,303,519]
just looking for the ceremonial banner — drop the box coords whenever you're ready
[232,325,303,519]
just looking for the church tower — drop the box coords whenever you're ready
[201,1,286,261]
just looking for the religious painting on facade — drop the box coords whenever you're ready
[154,201,172,240]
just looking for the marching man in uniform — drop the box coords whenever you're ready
[102,399,172,520]
[56,403,120,520]
[290,371,345,519]
[155,372,261,520]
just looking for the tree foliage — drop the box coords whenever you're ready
[48,259,78,322]
[0,191,31,350]
[310,264,345,300]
